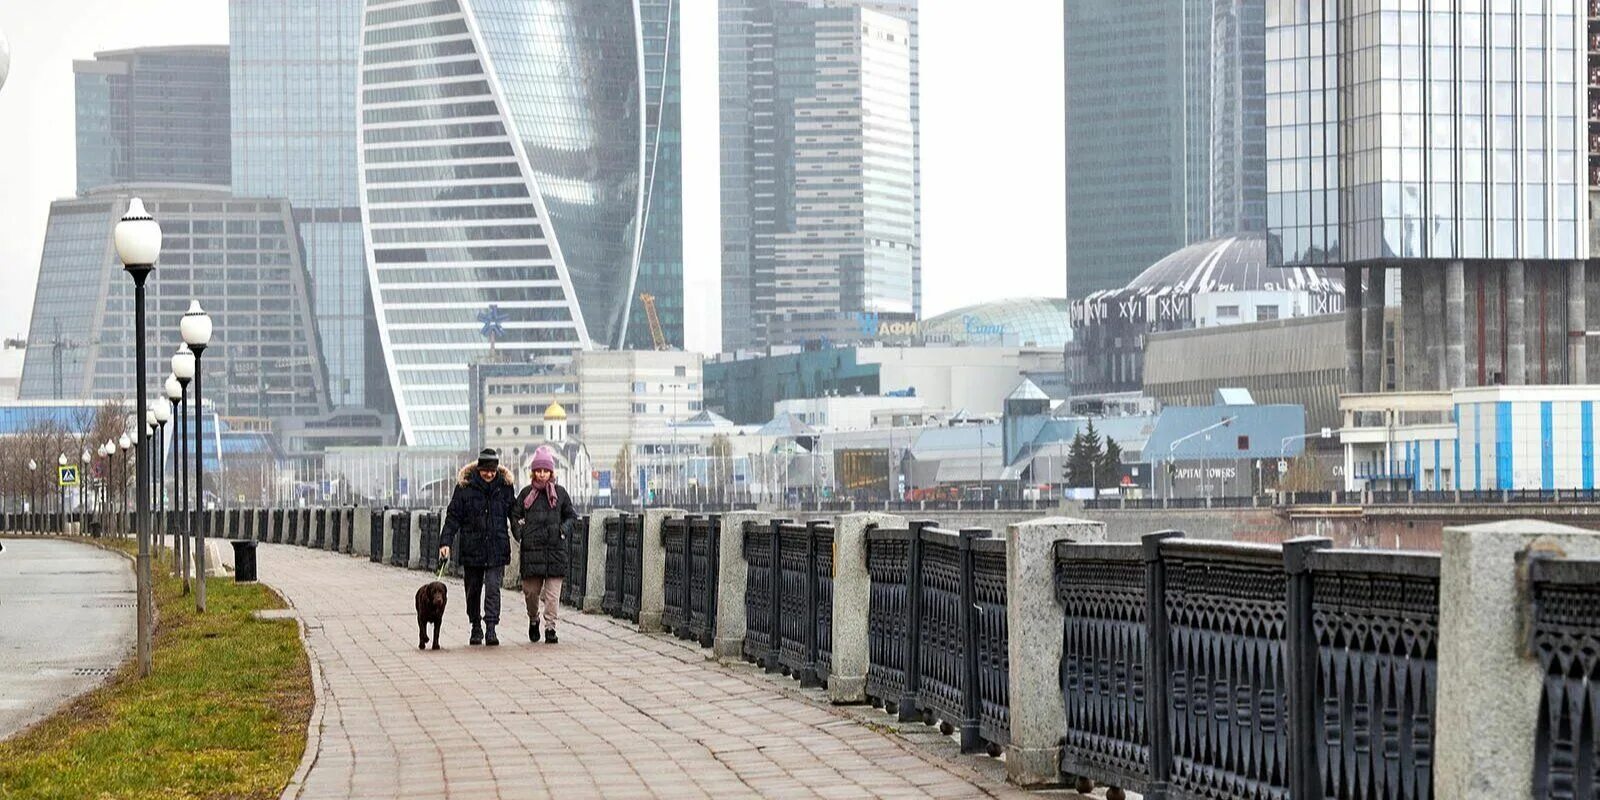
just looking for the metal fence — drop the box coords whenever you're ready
[561,515,589,608]
[863,521,1008,756]
[660,516,720,646]
[1054,533,1440,800]
[602,514,642,622]
[739,520,834,687]
[1530,555,1600,800]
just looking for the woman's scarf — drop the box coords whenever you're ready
[524,476,559,509]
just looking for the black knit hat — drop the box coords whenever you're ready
[476,448,499,470]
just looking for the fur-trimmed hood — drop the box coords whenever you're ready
[457,463,514,488]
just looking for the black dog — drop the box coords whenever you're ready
[416,581,448,650]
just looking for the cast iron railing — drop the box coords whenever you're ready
[864,521,1008,755]
[742,520,834,687]
[390,512,411,567]
[621,513,642,622]
[662,517,689,633]
[662,516,719,646]
[743,519,776,667]
[602,515,624,618]
[1055,533,1440,800]
[561,516,589,608]
[1530,555,1600,800]
[368,509,384,562]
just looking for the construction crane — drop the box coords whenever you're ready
[639,292,670,351]
[39,318,81,399]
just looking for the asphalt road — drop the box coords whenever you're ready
[0,538,135,741]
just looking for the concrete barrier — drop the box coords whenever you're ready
[582,510,621,613]
[638,508,684,633]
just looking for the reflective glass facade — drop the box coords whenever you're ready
[624,0,685,351]
[359,0,651,447]
[719,0,920,350]
[231,0,376,410]
[1267,0,1587,265]
[20,189,330,417]
[1211,0,1267,235]
[1064,0,1214,300]
[73,47,231,194]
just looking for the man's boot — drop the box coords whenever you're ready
[529,622,539,643]
[470,622,483,646]
[485,624,499,646]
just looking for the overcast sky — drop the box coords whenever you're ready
[0,0,1066,355]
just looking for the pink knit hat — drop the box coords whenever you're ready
[529,445,557,473]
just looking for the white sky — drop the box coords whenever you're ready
[0,0,1066,355]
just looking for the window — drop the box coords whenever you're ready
[632,403,646,414]
[632,382,647,393]
[1256,305,1280,321]
[1237,435,1250,451]
[1218,305,1241,318]
[674,366,687,377]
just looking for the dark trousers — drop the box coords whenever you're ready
[463,565,504,626]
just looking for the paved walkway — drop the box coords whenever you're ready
[260,544,1041,800]
[0,537,135,740]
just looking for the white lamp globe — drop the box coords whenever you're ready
[172,343,195,381]
[121,432,134,449]
[81,449,91,464]
[0,26,10,94]
[113,198,162,270]
[154,404,170,424]
[180,300,212,347]
[27,459,36,471]
[146,409,157,429]
[58,453,66,467]
[165,374,182,400]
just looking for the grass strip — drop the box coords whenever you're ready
[0,539,311,800]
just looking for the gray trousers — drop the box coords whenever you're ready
[463,565,504,626]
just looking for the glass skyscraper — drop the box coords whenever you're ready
[1210,0,1267,236]
[230,1,378,411]
[623,0,685,351]
[358,0,665,446]
[1267,0,1591,392]
[719,0,920,351]
[20,188,330,416]
[1063,0,1214,302]
[74,46,231,194]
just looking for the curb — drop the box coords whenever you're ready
[263,548,329,800]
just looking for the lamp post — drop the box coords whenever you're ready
[115,196,160,677]
[1165,415,1238,502]
[26,458,36,532]
[79,449,89,534]
[181,301,212,613]
[165,374,185,580]
[153,404,169,550]
[56,453,66,533]
[118,434,131,535]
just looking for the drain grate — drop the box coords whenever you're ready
[71,667,116,677]
[81,600,136,609]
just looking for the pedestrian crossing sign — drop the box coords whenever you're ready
[58,465,79,487]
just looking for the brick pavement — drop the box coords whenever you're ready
[260,544,1049,800]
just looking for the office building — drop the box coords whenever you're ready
[624,0,686,351]
[231,1,382,411]
[1210,0,1266,235]
[476,350,703,477]
[1267,1,1590,392]
[1067,233,1343,395]
[1064,0,1211,301]
[720,0,920,351]
[74,46,231,194]
[357,0,678,446]
[19,188,330,418]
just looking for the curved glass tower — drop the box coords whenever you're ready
[358,0,654,446]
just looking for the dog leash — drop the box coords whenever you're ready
[435,557,449,580]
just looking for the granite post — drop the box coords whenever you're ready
[639,508,685,633]
[1435,520,1600,799]
[714,511,774,660]
[352,507,372,557]
[408,510,426,569]
[381,509,400,564]
[829,512,906,704]
[582,509,621,613]
[1005,516,1106,788]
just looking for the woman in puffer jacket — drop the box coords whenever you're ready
[510,445,578,643]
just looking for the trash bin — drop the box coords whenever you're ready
[231,540,259,582]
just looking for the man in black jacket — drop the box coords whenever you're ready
[439,448,517,646]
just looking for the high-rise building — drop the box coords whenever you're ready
[1209,0,1266,236]
[1267,0,1590,392]
[19,187,330,417]
[74,46,231,193]
[357,0,668,447]
[719,0,919,351]
[230,1,382,413]
[1063,1,1210,302]
[623,0,686,351]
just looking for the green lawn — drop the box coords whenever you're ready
[0,539,312,800]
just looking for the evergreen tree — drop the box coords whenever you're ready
[1065,424,1102,489]
[1097,436,1124,490]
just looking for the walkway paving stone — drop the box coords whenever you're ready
[260,544,1047,799]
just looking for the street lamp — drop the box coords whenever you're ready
[172,347,194,592]
[80,448,90,534]
[117,434,131,535]
[115,195,160,677]
[165,373,185,580]
[26,458,36,531]
[154,403,169,548]
[181,300,212,614]
[1166,415,1237,502]
[57,453,66,534]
